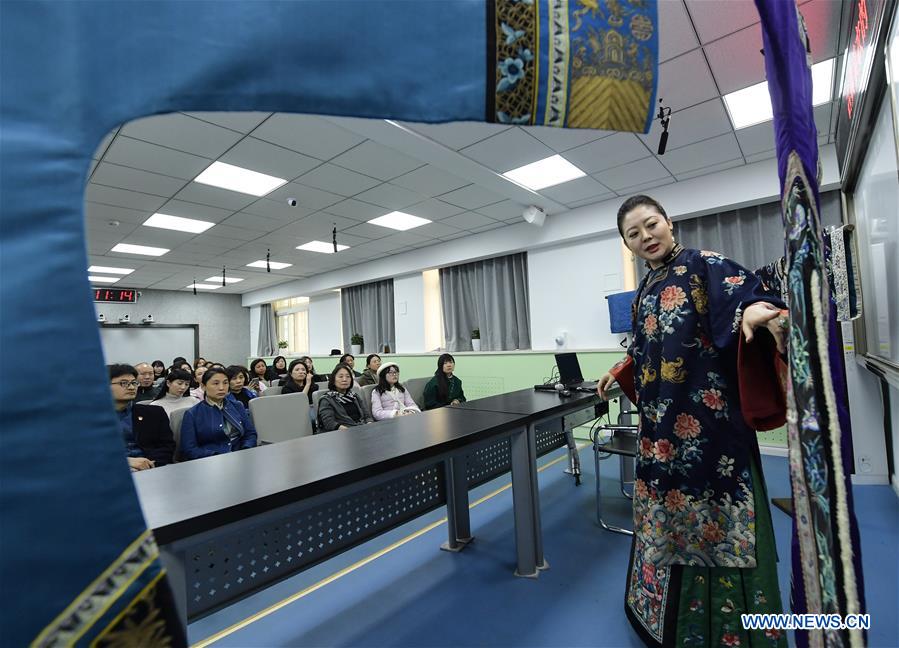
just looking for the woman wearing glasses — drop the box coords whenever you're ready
[370,362,420,420]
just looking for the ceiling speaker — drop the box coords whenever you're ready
[522,205,546,227]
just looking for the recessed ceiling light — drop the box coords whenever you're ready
[111,243,169,256]
[88,265,134,275]
[89,275,120,284]
[194,161,287,196]
[724,58,835,130]
[247,260,292,270]
[296,241,349,254]
[502,154,586,190]
[205,276,244,284]
[143,212,214,234]
[186,283,220,290]
[368,211,432,231]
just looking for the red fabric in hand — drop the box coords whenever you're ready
[738,329,787,431]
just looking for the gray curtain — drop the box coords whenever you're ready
[341,279,395,354]
[257,303,278,356]
[636,190,842,280]
[440,252,531,351]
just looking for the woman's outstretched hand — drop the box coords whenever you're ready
[742,302,788,354]
[597,372,616,401]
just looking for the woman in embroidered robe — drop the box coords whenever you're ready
[597,195,789,648]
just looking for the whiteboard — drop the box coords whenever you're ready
[99,325,198,367]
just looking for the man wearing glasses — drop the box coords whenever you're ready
[109,364,176,471]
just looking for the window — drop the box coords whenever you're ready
[273,297,309,354]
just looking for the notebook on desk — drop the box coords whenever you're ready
[554,352,597,390]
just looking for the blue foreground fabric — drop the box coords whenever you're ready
[0,1,657,645]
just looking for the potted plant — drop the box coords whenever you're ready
[351,333,363,355]
[471,328,481,352]
[277,340,288,354]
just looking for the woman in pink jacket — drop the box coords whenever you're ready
[370,362,421,420]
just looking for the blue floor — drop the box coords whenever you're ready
[189,450,899,647]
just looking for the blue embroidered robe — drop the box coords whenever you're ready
[629,247,781,568]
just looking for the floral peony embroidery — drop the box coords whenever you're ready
[659,285,687,311]
[722,271,747,295]
[702,521,726,543]
[639,437,654,459]
[634,478,649,499]
[664,489,688,512]
[653,439,676,462]
[643,313,658,336]
[673,265,687,275]
[717,455,735,477]
[721,632,741,646]
[701,388,725,410]
[673,413,701,439]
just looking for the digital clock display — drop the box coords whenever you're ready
[93,288,138,303]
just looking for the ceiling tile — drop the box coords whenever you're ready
[674,158,745,181]
[116,227,191,249]
[594,156,673,191]
[562,133,651,174]
[353,183,425,210]
[660,0,700,62]
[704,25,765,95]
[84,185,167,213]
[686,0,759,44]
[813,103,832,136]
[402,198,466,221]
[92,129,118,160]
[656,49,719,112]
[264,183,344,211]
[84,201,153,225]
[173,182,258,211]
[441,211,498,230]
[157,199,234,223]
[476,199,527,220]
[404,121,511,150]
[539,176,612,204]
[459,128,554,173]
[439,230,470,242]
[745,150,776,164]
[220,137,321,180]
[615,177,677,196]
[183,112,272,133]
[660,132,743,175]
[639,99,732,151]
[88,158,99,177]
[735,122,775,156]
[437,184,506,210]
[296,163,381,196]
[330,140,423,181]
[343,222,393,240]
[356,232,430,253]
[121,113,243,158]
[90,163,186,197]
[202,226,258,243]
[413,221,464,238]
[103,136,210,180]
[391,165,469,196]
[270,214,360,241]
[220,212,288,232]
[567,194,618,209]
[799,0,841,61]
[251,113,365,160]
[472,222,506,234]
[324,198,390,221]
[523,125,612,152]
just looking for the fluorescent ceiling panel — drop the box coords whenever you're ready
[724,58,834,129]
[296,241,350,253]
[111,243,169,256]
[88,275,120,284]
[502,154,586,190]
[143,212,215,233]
[247,260,292,269]
[194,161,287,196]
[88,265,134,275]
[367,211,432,231]
[186,283,220,290]
[204,276,244,284]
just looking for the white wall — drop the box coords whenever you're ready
[528,233,624,351]
[393,273,425,352]
[248,305,261,356]
[308,292,341,355]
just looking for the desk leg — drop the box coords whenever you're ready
[527,423,548,571]
[158,546,188,629]
[441,457,473,552]
[511,426,538,578]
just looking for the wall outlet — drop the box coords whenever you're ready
[858,455,873,473]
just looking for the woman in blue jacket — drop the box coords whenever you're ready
[179,367,258,460]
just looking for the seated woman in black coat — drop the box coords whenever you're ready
[281,358,318,404]
[316,363,373,432]
[423,353,466,410]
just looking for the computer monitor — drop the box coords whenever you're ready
[555,352,584,387]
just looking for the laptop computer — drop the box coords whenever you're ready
[555,353,597,390]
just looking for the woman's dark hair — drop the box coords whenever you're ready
[299,356,314,371]
[201,367,228,385]
[272,355,287,371]
[286,358,308,384]
[195,357,206,367]
[327,363,355,392]
[435,353,455,402]
[365,354,381,369]
[250,358,267,376]
[207,362,225,371]
[151,360,165,374]
[340,353,354,364]
[616,195,668,237]
[375,365,405,395]
[225,365,250,386]
[154,368,192,399]
[172,356,188,367]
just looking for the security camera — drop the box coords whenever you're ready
[119,314,131,324]
[287,198,297,207]
[141,314,154,324]
[97,313,106,323]
[522,205,546,227]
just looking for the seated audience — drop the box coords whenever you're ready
[150,368,199,417]
[317,363,373,432]
[271,355,288,380]
[340,353,363,377]
[371,362,420,420]
[299,356,328,382]
[423,353,466,410]
[179,368,257,460]
[172,356,188,369]
[281,358,318,404]
[357,354,382,386]
[226,365,257,409]
[151,360,166,381]
[133,362,161,402]
[249,358,272,392]
[109,364,175,470]
[194,357,207,368]
[190,364,207,400]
